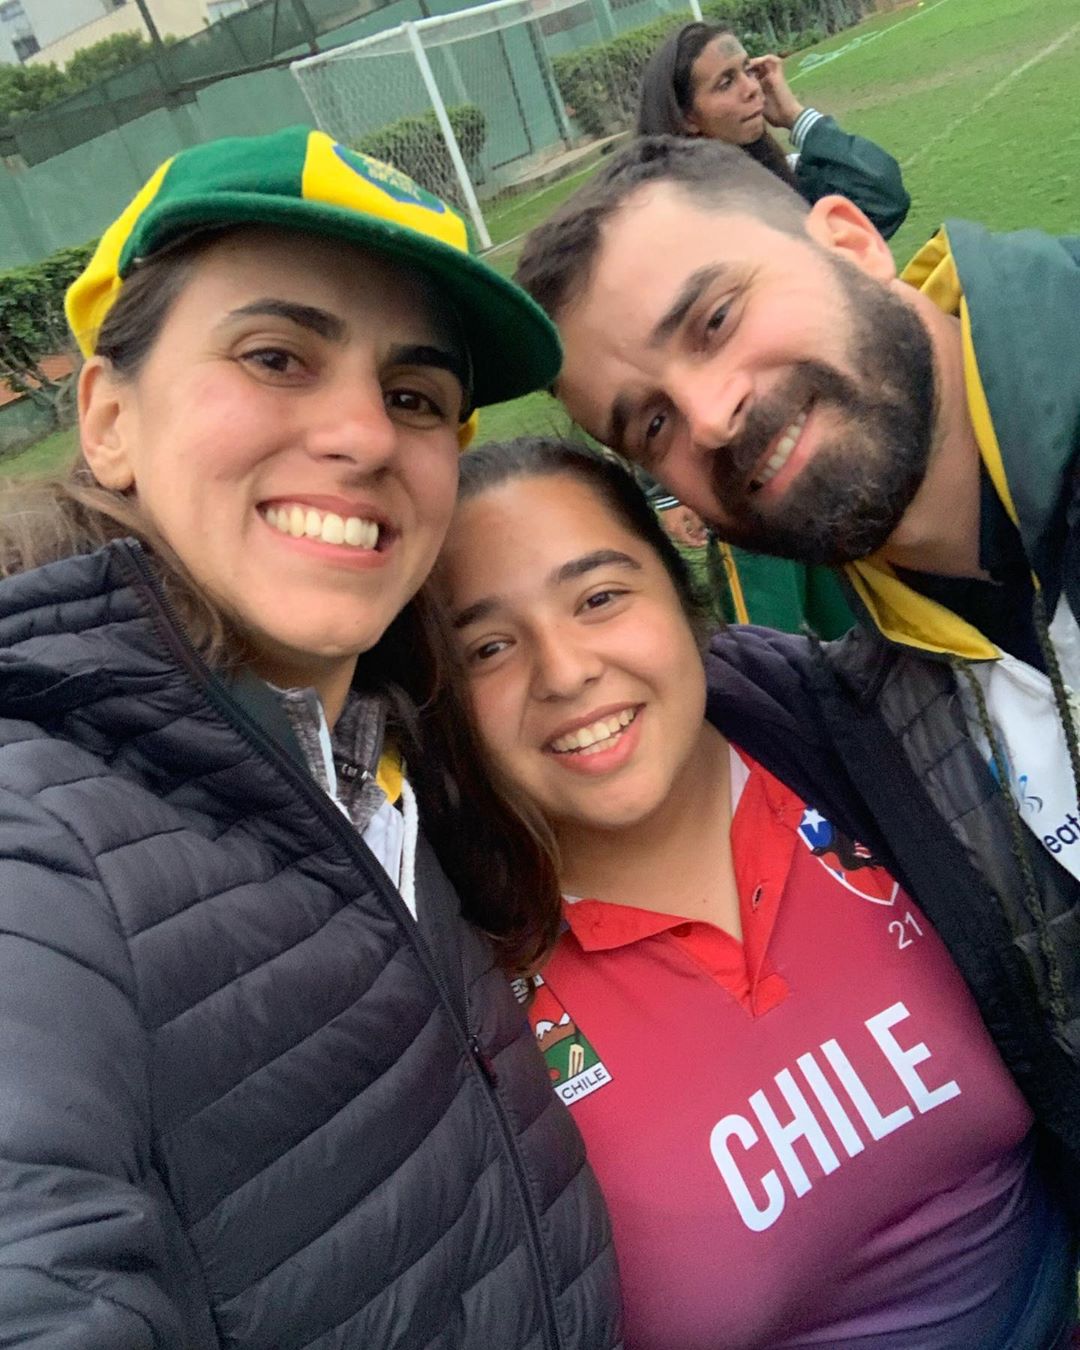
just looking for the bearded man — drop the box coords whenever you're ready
[514,135,1080,1113]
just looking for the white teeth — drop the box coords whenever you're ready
[320,513,345,545]
[754,408,808,489]
[263,503,380,550]
[345,517,378,548]
[551,707,637,754]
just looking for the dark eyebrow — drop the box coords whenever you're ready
[553,549,641,585]
[713,57,744,81]
[649,265,730,347]
[227,299,346,341]
[452,549,642,630]
[452,597,498,630]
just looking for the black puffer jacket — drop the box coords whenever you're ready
[0,542,622,1349]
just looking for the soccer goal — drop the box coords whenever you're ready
[291,0,701,250]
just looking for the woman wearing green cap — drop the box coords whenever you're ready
[0,127,620,1349]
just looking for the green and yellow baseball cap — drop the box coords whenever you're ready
[65,125,561,412]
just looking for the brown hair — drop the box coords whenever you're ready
[0,244,240,659]
[0,238,561,973]
[514,134,809,325]
[636,22,799,189]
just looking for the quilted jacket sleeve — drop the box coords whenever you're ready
[0,781,186,1346]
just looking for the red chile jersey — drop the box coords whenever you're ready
[529,750,1075,1350]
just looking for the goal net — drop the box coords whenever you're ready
[292,0,697,250]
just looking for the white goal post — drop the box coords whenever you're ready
[292,0,701,250]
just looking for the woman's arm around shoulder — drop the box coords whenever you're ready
[0,780,187,1346]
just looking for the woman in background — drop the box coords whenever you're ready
[637,21,909,238]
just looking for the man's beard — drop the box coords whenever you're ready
[705,258,936,566]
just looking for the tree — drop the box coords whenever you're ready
[0,30,179,129]
[0,244,94,430]
[64,31,157,92]
[0,63,68,124]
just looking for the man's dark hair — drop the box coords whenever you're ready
[514,135,810,322]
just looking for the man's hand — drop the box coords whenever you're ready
[749,54,804,131]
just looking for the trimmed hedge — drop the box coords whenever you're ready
[552,0,874,137]
[355,104,488,205]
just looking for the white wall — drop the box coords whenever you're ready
[1,0,106,63]
[25,0,112,50]
[0,0,213,68]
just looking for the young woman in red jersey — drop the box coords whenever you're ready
[437,438,1077,1350]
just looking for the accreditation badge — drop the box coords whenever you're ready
[961,597,1080,879]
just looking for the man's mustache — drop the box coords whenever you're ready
[708,362,864,501]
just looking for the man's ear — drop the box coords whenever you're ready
[804,194,896,283]
[78,357,136,491]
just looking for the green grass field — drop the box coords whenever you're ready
[785,0,1080,262]
[4,0,1077,478]
[3,425,78,478]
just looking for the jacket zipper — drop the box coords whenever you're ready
[121,543,563,1350]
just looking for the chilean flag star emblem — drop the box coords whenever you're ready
[797,807,900,905]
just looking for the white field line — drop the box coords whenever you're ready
[789,0,957,84]
[901,15,1080,169]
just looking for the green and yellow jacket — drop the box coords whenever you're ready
[702,541,854,639]
[844,219,1080,662]
[824,220,1080,1075]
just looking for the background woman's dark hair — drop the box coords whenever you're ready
[0,238,558,974]
[637,22,799,189]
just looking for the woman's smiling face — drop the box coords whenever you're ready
[80,228,465,696]
[438,472,708,837]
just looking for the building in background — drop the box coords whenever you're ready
[1,0,104,64]
[0,0,252,68]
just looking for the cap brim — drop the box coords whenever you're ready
[130,193,562,408]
